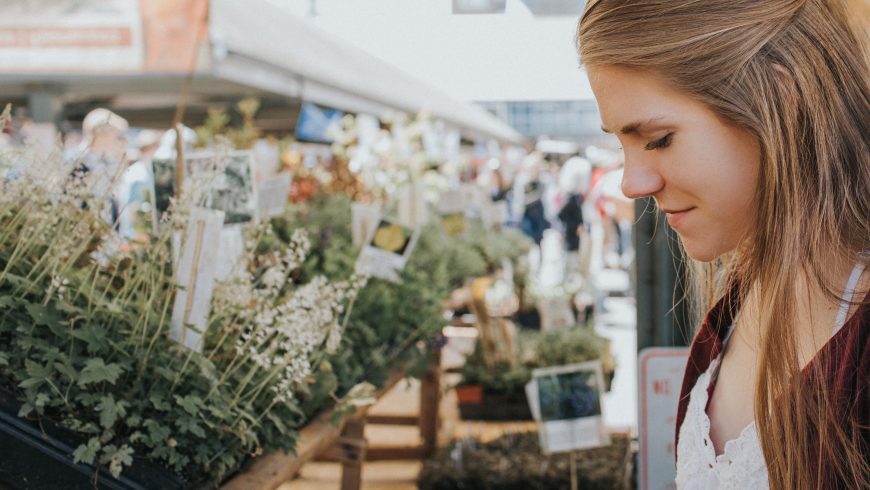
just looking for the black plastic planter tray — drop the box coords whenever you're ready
[458,393,533,421]
[0,388,188,490]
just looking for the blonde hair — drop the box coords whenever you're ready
[578,1,870,488]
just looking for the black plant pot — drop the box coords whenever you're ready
[0,388,188,490]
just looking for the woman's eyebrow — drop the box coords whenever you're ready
[601,116,667,135]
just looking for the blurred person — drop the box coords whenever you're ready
[520,180,550,245]
[72,108,129,226]
[557,156,592,253]
[578,1,869,488]
[117,129,162,242]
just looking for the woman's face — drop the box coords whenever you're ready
[587,65,762,262]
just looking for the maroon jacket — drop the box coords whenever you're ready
[674,288,870,477]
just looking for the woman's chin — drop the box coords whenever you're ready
[681,240,724,263]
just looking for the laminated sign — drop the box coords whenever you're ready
[638,347,690,490]
[170,208,224,352]
[354,218,420,282]
[526,360,610,454]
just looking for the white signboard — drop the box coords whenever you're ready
[354,219,420,282]
[255,172,292,219]
[526,360,610,454]
[171,208,224,352]
[638,347,690,490]
[214,224,245,282]
[0,0,144,72]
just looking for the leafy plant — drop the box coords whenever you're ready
[0,144,362,484]
[458,328,616,402]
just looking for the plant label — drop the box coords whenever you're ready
[351,201,382,249]
[354,219,420,282]
[170,207,224,352]
[527,360,610,454]
[255,172,292,219]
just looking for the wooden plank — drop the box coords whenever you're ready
[366,415,419,426]
[364,445,428,461]
[418,348,442,457]
[221,370,407,490]
[340,416,366,490]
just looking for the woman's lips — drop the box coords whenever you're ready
[663,207,694,228]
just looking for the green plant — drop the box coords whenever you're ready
[458,327,616,402]
[0,143,362,484]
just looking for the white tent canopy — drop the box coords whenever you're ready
[209,0,524,144]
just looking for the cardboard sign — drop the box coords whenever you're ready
[526,360,610,454]
[354,219,420,282]
[255,172,292,219]
[351,201,382,249]
[152,150,258,228]
[638,347,690,490]
[170,208,224,352]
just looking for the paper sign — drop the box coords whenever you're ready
[170,208,224,352]
[638,347,690,490]
[215,224,245,282]
[527,360,610,454]
[256,172,292,219]
[397,180,427,228]
[354,219,420,282]
[351,201,382,249]
[152,150,258,228]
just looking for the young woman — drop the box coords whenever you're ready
[576,1,869,488]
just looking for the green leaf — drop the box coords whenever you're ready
[70,325,107,350]
[72,437,101,466]
[0,352,8,366]
[78,358,123,387]
[174,394,204,417]
[176,417,206,438]
[96,395,128,430]
[100,444,134,479]
[25,303,63,328]
[149,394,171,411]
[53,362,78,382]
[17,403,34,417]
[0,295,13,308]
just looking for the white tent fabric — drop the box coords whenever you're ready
[210,0,525,144]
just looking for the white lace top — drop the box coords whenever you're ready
[675,261,866,489]
[675,354,768,489]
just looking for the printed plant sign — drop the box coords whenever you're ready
[354,219,420,282]
[527,360,610,454]
[151,150,258,228]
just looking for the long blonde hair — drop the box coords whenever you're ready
[577,1,870,488]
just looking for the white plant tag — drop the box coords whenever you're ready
[170,208,224,352]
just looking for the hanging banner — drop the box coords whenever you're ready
[0,0,144,72]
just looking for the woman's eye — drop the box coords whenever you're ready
[644,133,673,151]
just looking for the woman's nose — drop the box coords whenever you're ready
[621,159,664,199]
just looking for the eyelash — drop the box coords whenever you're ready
[644,133,673,151]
